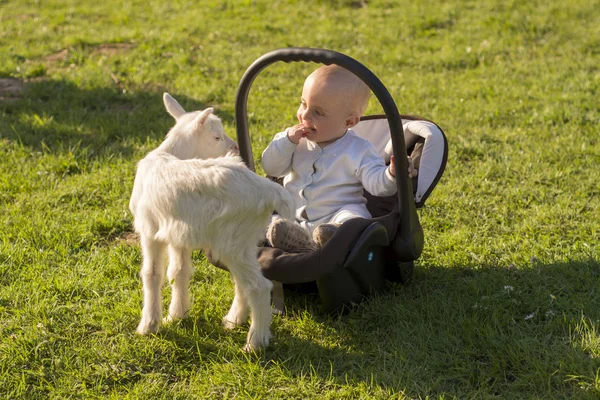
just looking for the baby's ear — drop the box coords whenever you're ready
[345,113,360,128]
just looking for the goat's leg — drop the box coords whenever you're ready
[165,245,192,323]
[243,268,273,352]
[227,256,272,352]
[137,235,167,335]
[222,276,250,329]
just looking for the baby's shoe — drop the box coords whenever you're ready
[312,223,341,247]
[266,219,317,253]
[407,156,418,178]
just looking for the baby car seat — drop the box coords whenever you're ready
[224,48,448,313]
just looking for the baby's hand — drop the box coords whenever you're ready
[388,156,418,178]
[287,124,308,144]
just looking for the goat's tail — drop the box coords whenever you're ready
[268,182,295,222]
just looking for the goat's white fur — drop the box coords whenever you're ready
[130,93,294,351]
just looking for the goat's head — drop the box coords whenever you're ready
[161,93,239,159]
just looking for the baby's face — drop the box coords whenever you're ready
[296,75,355,145]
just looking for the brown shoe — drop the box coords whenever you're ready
[312,223,340,247]
[266,219,317,253]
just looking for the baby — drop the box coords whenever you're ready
[262,65,416,253]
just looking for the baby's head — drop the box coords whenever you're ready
[297,65,370,145]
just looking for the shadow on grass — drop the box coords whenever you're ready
[259,259,600,397]
[117,259,599,398]
[0,78,234,158]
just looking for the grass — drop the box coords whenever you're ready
[1,0,599,398]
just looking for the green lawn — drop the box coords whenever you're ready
[1,0,599,398]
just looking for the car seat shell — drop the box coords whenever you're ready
[224,48,448,312]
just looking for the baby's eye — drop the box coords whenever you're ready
[316,110,325,116]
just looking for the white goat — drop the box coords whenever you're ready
[129,93,294,351]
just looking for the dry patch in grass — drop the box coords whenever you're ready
[91,43,137,57]
[10,13,38,21]
[43,49,69,63]
[0,78,25,102]
[43,43,137,62]
[39,43,137,71]
[119,231,139,246]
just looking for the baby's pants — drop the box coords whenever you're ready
[299,204,371,235]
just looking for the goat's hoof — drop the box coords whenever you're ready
[136,320,160,335]
[243,340,269,353]
[163,310,189,325]
[242,340,268,353]
[167,306,190,321]
[243,330,271,352]
[242,343,259,353]
[222,313,247,329]
[222,317,241,330]
[271,306,285,316]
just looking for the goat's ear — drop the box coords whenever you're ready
[163,93,186,120]
[193,107,214,127]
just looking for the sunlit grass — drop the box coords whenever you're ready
[1,0,598,398]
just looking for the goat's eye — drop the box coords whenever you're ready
[214,136,222,141]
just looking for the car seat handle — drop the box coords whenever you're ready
[235,48,421,256]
